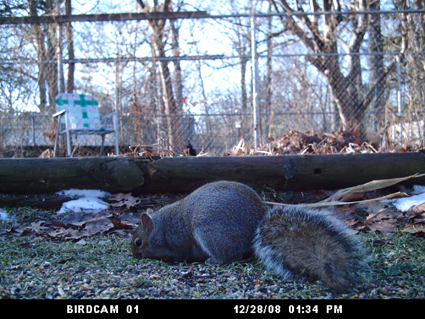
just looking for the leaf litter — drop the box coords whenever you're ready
[1,191,173,241]
[1,175,425,299]
[1,173,425,243]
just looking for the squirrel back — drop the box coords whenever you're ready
[131,181,268,264]
[131,181,365,293]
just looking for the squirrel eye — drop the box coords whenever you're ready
[135,239,142,247]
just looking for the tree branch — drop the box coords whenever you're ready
[271,0,319,52]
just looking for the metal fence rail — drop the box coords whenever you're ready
[0,5,424,157]
[0,108,422,157]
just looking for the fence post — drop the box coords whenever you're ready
[56,0,65,94]
[397,54,402,143]
[250,1,260,148]
[31,115,36,147]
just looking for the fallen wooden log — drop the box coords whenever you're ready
[0,157,145,194]
[0,193,74,209]
[0,153,424,197]
[137,152,425,193]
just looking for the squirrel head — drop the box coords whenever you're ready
[131,212,154,259]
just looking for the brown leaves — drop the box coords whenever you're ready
[8,175,425,242]
[110,215,140,229]
[42,211,120,240]
[109,193,142,209]
[254,130,363,155]
[341,201,401,234]
[40,211,140,240]
[249,130,415,155]
[400,205,425,238]
[326,190,425,237]
[11,197,145,240]
[10,192,171,240]
[267,174,425,238]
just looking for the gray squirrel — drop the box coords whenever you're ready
[131,181,365,293]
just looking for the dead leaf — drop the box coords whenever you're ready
[266,173,425,208]
[111,215,140,229]
[403,224,425,232]
[7,226,24,235]
[108,229,128,236]
[85,216,114,231]
[324,173,425,203]
[412,203,425,213]
[49,219,66,228]
[94,210,112,219]
[340,192,365,202]
[47,228,80,239]
[75,238,87,245]
[60,212,87,227]
[314,189,335,200]
[20,228,37,237]
[402,224,425,237]
[109,193,142,209]
[367,219,397,234]
[29,221,49,234]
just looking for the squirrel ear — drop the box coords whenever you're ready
[141,213,154,232]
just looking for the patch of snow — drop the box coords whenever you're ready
[412,185,425,194]
[56,189,110,199]
[56,189,110,215]
[0,208,11,221]
[393,188,425,212]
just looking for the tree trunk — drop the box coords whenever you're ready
[171,20,183,112]
[270,0,386,136]
[240,56,249,139]
[265,3,273,138]
[65,0,75,93]
[138,0,183,153]
[368,1,385,114]
[28,0,50,114]
[28,0,59,113]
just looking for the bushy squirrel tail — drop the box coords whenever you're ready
[253,206,365,293]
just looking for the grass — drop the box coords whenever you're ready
[0,206,425,299]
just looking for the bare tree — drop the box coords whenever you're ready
[264,1,274,138]
[220,1,251,140]
[136,0,184,152]
[397,0,425,114]
[28,0,59,114]
[269,0,399,136]
[367,0,385,124]
[0,2,32,113]
[65,0,74,93]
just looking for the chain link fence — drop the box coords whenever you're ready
[1,5,424,157]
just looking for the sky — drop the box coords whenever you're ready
[51,0,260,115]
[17,0,242,112]
[14,0,405,113]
